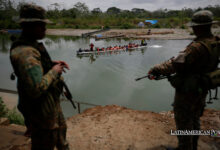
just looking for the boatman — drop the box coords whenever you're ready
[141,38,147,46]
[148,10,219,150]
[10,4,70,150]
[90,43,94,51]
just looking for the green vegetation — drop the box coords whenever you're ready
[0,97,8,117]
[0,0,220,29]
[0,97,24,125]
[7,107,24,125]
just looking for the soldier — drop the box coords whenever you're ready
[10,4,70,150]
[148,10,219,150]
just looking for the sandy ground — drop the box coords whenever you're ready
[46,28,220,40]
[0,92,18,110]
[0,105,219,150]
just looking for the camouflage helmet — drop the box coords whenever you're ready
[18,4,52,24]
[188,10,218,27]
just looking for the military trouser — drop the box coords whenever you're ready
[31,111,69,150]
[173,90,207,150]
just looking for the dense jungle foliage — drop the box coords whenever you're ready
[0,0,220,29]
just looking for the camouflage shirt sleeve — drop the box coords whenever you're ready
[150,42,209,75]
[151,58,175,76]
[11,46,59,99]
[172,42,209,73]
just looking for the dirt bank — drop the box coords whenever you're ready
[0,92,17,110]
[1,105,219,150]
[46,28,220,40]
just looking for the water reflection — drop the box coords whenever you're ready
[0,34,12,53]
[44,35,80,48]
[1,34,219,118]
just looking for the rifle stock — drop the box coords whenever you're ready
[62,81,77,109]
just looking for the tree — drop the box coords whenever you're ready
[0,0,17,20]
[152,9,165,18]
[106,7,121,15]
[50,3,61,10]
[65,8,77,18]
[91,8,102,15]
[74,2,89,16]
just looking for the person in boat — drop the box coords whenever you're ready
[90,43,94,51]
[128,43,132,48]
[125,45,129,51]
[141,38,147,46]
[147,29,151,35]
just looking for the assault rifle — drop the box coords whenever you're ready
[52,62,77,109]
[135,74,169,81]
[62,81,77,109]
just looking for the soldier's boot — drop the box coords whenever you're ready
[177,135,193,150]
[57,127,69,150]
[57,144,69,150]
[192,114,201,150]
[192,135,199,150]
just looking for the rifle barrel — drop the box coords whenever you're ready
[135,74,170,81]
[135,75,148,81]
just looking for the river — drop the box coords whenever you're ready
[0,34,219,117]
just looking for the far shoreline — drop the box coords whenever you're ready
[46,28,220,40]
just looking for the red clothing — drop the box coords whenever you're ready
[90,43,94,51]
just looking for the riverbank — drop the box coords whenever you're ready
[46,28,220,40]
[0,105,219,150]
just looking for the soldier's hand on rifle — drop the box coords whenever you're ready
[53,60,70,73]
[53,60,70,69]
[52,63,65,74]
[148,67,161,80]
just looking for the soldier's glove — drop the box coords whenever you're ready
[148,66,161,78]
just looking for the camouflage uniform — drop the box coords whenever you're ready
[149,10,220,150]
[10,4,69,150]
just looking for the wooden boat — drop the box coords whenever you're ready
[76,44,147,56]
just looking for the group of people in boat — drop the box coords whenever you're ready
[78,39,147,53]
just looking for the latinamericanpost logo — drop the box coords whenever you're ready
[211,130,220,137]
[170,129,220,137]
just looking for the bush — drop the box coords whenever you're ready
[181,24,186,29]
[153,23,161,28]
[7,108,24,125]
[0,97,8,118]
[120,23,133,29]
[0,97,24,125]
